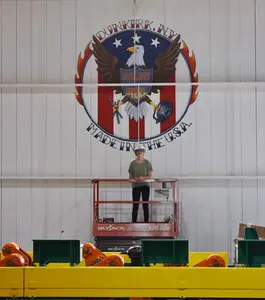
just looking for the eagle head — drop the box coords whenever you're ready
[126,45,145,67]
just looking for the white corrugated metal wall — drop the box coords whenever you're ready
[0,0,265,263]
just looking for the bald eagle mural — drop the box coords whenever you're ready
[92,33,181,124]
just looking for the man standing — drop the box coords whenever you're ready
[128,145,153,223]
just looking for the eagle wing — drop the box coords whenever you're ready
[150,34,181,94]
[92,35,122,94]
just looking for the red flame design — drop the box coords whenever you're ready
[74,41,93,106]
[181,40,199,105]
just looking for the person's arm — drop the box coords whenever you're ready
[128,162,136,182]
[146,170,152,179]
[139,173,151,181]
[139,161,153,180]
[129,174,137,182]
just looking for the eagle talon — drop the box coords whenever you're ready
[113,105,118,111]
[153,101,173,124]
[146,98,159,111]
[108,98,124,124]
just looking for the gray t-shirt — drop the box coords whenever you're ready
[128,159,153,187]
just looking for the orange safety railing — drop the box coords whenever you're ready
[92,178,180,238]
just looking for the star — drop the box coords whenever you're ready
[113,38,122,48]
[132,33,141,44]
[151,37,160,48]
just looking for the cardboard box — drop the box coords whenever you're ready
[238,223,265,239]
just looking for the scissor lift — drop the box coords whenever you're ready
[92,178,179,251]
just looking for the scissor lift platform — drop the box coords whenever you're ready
[92,178,179,238]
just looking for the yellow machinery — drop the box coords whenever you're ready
[82,243,124,266]
[23,267,265,298]
[1,227,265,299]
[1,265,265,298]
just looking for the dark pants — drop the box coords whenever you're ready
[132,185,150,223]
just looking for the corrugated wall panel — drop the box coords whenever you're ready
[75,0,94,242]
[256,0,265,229]
[0,0,2,247]
[16,0,32,250]
[31,0,46,242]
[229,0,245,257]
[1,0,18,245]
[61,0,77,240]
[45,0,62,239]
[0,0,264,259]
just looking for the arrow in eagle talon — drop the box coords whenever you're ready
[114,109,123,124]
[108,98,123,124]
